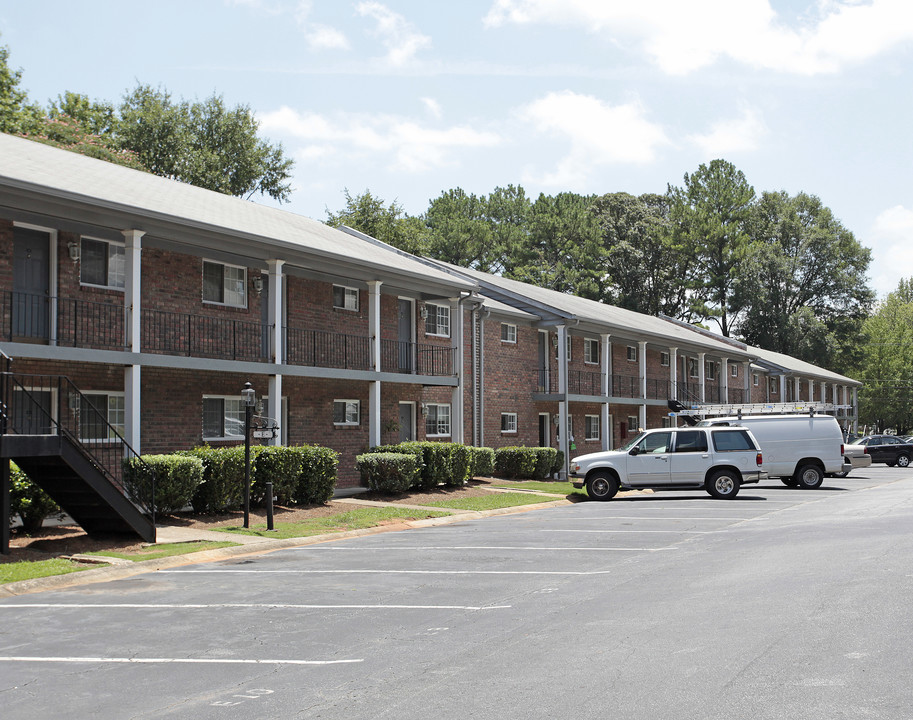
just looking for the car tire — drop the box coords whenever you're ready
[897,454,911,468]
[586,471,619,501]
[887,461,897,467]
[706,469,740,499]
[780,477,799,487]
[795,463,824,489]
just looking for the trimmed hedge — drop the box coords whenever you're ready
[356,452,420,494]
[124,454,204,514]
[253,446,302,505]
[371,441,483,489]
[8,462,60,533]
[449,443,472,487]
[293,445,339,505]
[552,450,565,476]
[181,447,248,514]
[468,446,495,478]
[494,446,558,480]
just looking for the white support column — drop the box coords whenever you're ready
[698,352,706,403]
[809,378,815,403]
[268,375,282,446]
[779,374,787,400]
[794,376,801,402]
[853,387,858,434]
[743,361,751,401]
[721,358,729,404]
[267,260,285,446]
[122,230,144,453]
[670,347,678,402]
[638,341,647,400]
[601,333,611,451]
[557,325,569,478]
[450,297,464,445]
[368,281,383,448]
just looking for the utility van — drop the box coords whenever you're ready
[697,414,849,489]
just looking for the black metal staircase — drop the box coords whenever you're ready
[1,352,156,554]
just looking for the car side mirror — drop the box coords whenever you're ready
[629,446,640,456]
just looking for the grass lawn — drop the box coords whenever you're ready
[490,480,586,497]
[1,558,92,585]
[423,492,566,511]
[215,506,453,538]
[85,541,240,562]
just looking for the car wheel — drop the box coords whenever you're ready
[586,471,619,501]
[780,477,799,487]
[795,463,824,489]
[706,469,740,499]
[897,454,911,468]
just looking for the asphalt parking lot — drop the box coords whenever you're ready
[2,467,913,719]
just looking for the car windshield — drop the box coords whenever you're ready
[618,432,646,452]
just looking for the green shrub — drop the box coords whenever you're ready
[448,443,472,486]
[494,446,538,479]
[123,454,204,514]
[293,445,339,505]
[468,447,495,478]
[182,447,247,514]
[356,452,419,493]
[253,446,302,505]
[8,462,61,533]
[552,450,565,476]
[532,447,558,480]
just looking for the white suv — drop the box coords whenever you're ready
[570,426,767,500]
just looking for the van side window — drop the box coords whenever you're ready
[674,430,708,453]
[637,432,672,454]
[712,430,755,452]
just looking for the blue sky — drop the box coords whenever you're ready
[2,0,912,299]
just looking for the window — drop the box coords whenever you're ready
[636,431,672,454]
[627,346,637,362]
[688,358,699,378]
[584,338,599,364]
[585,415,600,441]
[627,415,639,433]
[769,377,779,394]
[425,403,451,436]
[202,396,246,440]
[706,361,716,380]
[203,261,246,307]
[554,336,571,360]
[712,429,756,452]
[673,430,708,453]
[753,373,760,386]
[660,352,670,367]
[79,392,125,441]
[730,364,738,377]
[80,237,125,289]
[333,285,359,311]
[333,399,360,425]
[501,323,517,343]
[501,412,517,433]
[425,304,450,337]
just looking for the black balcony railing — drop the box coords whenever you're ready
[569,369,604,396]
[646,377,671,400]
[611,374,640,398]
[381,340,457,376]
[2,292,127,350]
[142,309,267,361]
[286,328,372,370]
[727,387,746,404]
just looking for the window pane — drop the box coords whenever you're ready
[80,393,108,440]
[345,288,358,311]
[674,430,707,452]
[224,398,245,437]
[203,398,224,438]
[223,265,246,307]
[81,239,108,285]
[203,262,223,303]
[108,395,125,437]
[108,244,125,288]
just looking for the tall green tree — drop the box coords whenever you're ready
[855,279,913,433]
[423,188,495,270]
[0,38,42,134]
[325,189,429,255]
[739,191,873,369]
[668,159,756,336]
[591,191,695,318]
[118,85,294,202]
[507,192,604,299]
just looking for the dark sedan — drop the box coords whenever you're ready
[857,435,913,467]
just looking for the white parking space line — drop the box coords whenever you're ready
[160,569,616,575]
[0,603,511,611]
[0,656,362,666]
[542,529,716,534]
[289,546,676,551]
[555,516,761,521]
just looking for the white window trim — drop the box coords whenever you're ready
[627,415,639,432]
[202,395,247,441]
[333,285,359,312]
[753,373,760,386]
[706,361,716,381]
[730,364,738,377]
[425,304,450,338]
[626,346,637,362]
[688,358,699,378]
[79,235,126,291]
[501,412,518,434]
[79,391,125,443]
[660,352,670,367]
[584,338,599,365]
[425,403,451,437]
[585,414,600,441]
[333,399,361,426]
[501,323,517,344]
[202,259,248,308]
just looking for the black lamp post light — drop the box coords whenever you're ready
[241,381,280,531]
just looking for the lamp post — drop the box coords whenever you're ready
[242,381,255,529]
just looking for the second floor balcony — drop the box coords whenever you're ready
[2,292,457,377]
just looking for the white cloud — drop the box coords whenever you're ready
[356,1,432,66]
[483,0,913,75]
[295,0,349,50]
[518,90,669,186]
[422,97,443,119]
[259,106,499,172]
[868,205,913,298]
[687,106,767,156]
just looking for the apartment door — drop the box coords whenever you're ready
[539,413,550,447]
[398,402,415,442]
[398,299,413,372]
[10,388,54,435]
[12,226,50,341]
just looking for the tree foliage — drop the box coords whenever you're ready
[668,159,756,336]
[325,189,429,255]
[0,40,42,134]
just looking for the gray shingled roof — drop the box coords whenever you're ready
[0,133,474,291]
[747,345,860,386]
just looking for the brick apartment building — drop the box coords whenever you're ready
[0,133,861,500]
